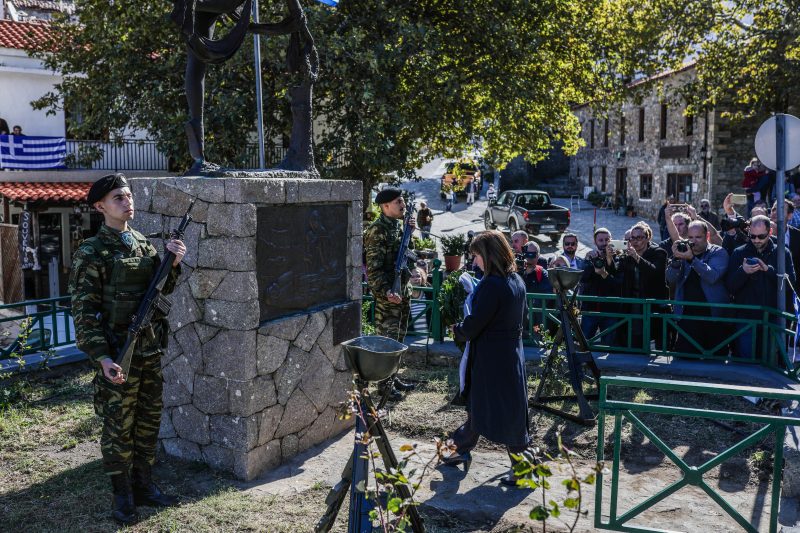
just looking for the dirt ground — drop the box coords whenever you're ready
[0,362,786,532]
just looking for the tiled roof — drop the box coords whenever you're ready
[0,182,91,202]
[0,20,52,50]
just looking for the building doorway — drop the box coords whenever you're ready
[615,168,628,211]
[667,173,693,204]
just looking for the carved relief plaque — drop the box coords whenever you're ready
[257,204,349,322]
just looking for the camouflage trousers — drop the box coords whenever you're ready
[93,352,163,476]
[374,296,410,342]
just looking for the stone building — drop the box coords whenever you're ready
[569,64,763,220]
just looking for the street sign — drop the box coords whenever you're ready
[754,114,800,171]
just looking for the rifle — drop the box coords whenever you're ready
[390,193,417,296]
[109,200,195,379]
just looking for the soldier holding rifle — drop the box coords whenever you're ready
[69,174,186,524]
[364,187,417,398]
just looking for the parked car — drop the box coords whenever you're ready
[483,190,570,243]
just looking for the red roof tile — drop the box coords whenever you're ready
[0,182,91,202]
[0,20,52,50]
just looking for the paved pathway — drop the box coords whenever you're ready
[401,159,656,261]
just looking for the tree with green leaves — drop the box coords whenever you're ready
[585,0,799,121]
[30,0,641,203]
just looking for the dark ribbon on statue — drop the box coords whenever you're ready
[171,0,252,65]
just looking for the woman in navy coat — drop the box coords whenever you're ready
[443,230,532,485]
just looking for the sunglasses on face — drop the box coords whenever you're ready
[749,233,769,240]
[564,241,577,246]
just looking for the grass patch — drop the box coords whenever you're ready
[0,362,784,532]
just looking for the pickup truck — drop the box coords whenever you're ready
[483,190,570,243]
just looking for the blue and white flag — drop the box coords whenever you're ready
[316,0,338,5]
[0,135,66,170]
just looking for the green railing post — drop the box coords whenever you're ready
[596,376,800,533]
[642,300,651,353]
[431,259,443,342]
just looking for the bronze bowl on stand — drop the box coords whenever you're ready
[547,267,583,292]
[341,336,408,383]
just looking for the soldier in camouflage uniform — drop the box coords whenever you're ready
[364,188,417,398]
[365,187,417,340]
[69,174,185,524]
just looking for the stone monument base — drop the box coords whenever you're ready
[131,174,361,480]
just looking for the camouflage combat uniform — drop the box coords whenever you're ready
[69,224,179,476]
[364,213,414,341]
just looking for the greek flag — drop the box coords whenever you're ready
[0,135,66,170]
[316,0,338,5]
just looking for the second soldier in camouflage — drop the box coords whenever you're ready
[364,187,417,398]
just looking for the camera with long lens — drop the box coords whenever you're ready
[675,239,693,253]
[720,216,748,232]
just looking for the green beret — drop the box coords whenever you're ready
[87,173,129,205]
[375,187,402,204]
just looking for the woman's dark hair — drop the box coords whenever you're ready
[469,230,516,276]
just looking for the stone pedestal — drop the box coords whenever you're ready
[131,174,361,480]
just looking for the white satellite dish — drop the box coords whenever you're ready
[754,114,800,171]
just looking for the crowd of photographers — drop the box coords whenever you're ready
[527,193,798,360]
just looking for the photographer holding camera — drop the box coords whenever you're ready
[618,222,668,349]
[667,220,731,355]
[726,215,796,359]
[661,207,691,259]
[580,227,622,345]
[521,242,553,312]
[714,193,750,255]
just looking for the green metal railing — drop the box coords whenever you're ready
[362,268,798,379]
[595,376,800,533]
[362,259,444,342]
[0,296,74,359]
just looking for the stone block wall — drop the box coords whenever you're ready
[130,175,361,480]
[568,66,761,221]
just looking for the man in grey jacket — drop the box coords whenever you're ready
[666,220,731,355]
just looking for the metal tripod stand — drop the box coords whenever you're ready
[315,379,425,533]
[529,269,601,426]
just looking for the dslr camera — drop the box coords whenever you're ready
[675,239,693,253]
[720,216,748,232]
[516,250,538,270]
[591,255,607,269]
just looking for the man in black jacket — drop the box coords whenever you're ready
[770,199,800,274]
[726,215,796,359]
[580,228,622,346]
[618,222,668,350]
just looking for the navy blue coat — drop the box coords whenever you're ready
[454,273,529,448]
[726,239,796,320]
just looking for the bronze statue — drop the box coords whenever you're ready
[171,0,319,174]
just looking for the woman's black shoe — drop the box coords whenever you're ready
[449,392,467,406]
[393,378,416,391]
[441,451,472,472]
[500,473,522,487]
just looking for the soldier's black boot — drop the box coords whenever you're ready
[110,473,139,525]
[132,464,179,507]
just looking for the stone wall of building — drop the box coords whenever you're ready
[130,176,360,480]
[569,66,759,221]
